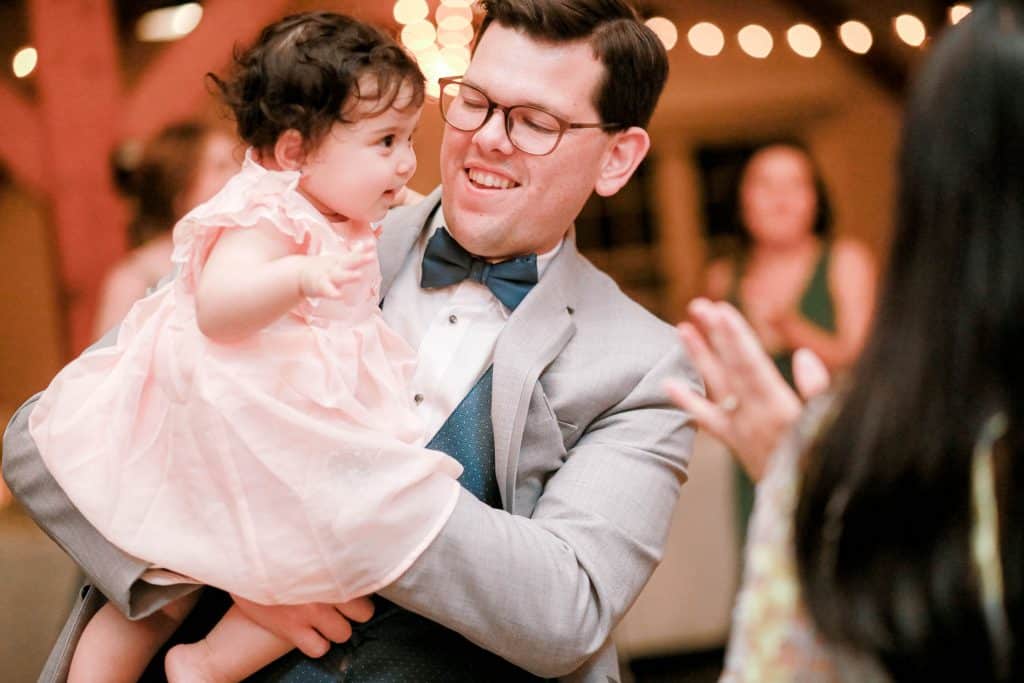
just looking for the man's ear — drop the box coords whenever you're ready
[594,127,651,197]
[273,129,306,171]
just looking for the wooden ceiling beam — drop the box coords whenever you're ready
[120,0,293,141]
[0,81,46,195]
[776,0,908,96]
[30,0,128,355]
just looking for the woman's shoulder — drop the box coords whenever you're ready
[827,237,874,271]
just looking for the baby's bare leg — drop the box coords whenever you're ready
[165,605,292,683]
[68,590,200,683]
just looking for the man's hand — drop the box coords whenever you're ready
[231,594,375,657]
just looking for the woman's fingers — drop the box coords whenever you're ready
[793,347,831,400]
[665,379,731,444]
[677,321,730,403]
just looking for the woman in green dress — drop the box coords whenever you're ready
[704,142,876,536]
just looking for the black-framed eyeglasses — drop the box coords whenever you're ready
[438,76,621,156]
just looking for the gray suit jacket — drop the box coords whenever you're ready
[4,187,700,682]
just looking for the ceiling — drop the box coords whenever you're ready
[641,0,963,94]
[0,0,968,97]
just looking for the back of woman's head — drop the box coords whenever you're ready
[795,2,1024,680]
[210,12,424,155]
[117,121,211,246]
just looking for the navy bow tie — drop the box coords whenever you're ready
[420,228,538,310]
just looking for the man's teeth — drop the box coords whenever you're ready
[467,169,516,189]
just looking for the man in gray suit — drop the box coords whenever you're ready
[4,0,701,680]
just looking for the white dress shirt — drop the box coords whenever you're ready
[381,210,561,440]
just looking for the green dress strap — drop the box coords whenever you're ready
[726,242,837,543]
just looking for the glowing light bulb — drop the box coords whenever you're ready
[401,20,436,51]
[688,22,724,57]
[394,0,429,26]
[894,14,927,47]
[738,24,773,59]
[12,46,37,78]
[645,17,678,51]
[135,3,202,42]
[950,4,972,24]
[786,23,821,58]
[838,20,873,54]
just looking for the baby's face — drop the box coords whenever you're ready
[298,79,421,224]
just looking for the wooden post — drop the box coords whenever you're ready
[29,0,127,355]
[0,82,47,195]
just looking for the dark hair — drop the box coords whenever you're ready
[114,121,216,246]
[210,12,425,154]
[795,2,1023,680]
[476,0,667,130]
[736,140,832,242]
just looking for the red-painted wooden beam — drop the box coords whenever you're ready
[30,0,128,356]
[121,0,293,142]
[0,82,47,195]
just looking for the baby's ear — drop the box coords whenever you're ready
[273,130,305,171]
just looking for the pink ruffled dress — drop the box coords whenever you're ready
[30,152,462,605]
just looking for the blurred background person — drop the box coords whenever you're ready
[704,141,876,537]
[705,141,875,381]
[670,1,1024,679]
[93,121,238,337]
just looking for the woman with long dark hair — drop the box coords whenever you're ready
[669,2,1022,679]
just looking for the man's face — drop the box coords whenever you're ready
[440,23,613,259]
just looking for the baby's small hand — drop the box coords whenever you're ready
[299,244,375,299]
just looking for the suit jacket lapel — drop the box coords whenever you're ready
[381,194,580,511]
[492,233,580,512]
[378,187,443,298]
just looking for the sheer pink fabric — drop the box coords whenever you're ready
[31,156,462,605]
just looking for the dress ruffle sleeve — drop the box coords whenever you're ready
[169,149,341,323]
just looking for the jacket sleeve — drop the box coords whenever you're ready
[380,344,701,677]
[2,328,196,620]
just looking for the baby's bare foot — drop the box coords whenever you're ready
[165,642,226,683]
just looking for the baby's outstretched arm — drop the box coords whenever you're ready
[195,221,373,342]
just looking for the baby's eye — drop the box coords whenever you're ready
[379,135,395,148]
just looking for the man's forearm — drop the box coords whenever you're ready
[381,347,698,677]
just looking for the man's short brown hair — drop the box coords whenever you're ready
[477,0,668,130]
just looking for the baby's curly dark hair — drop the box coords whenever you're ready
[209,12,425,154]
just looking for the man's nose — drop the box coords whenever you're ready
[471,109,515,154]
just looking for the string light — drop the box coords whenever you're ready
[12,46,37,78]
[437,22,474,48]
[838,20,873,54]
[645,17,678,51]
[894,14,927,47]
[687,22,725,57]
[401,20,436,51]
[737,24,773,59]
[393,0,429,26]
[440,45,471,73]
[436,4,473,30]
[786,23,821,58]
[950,4,972,24]
[135,3,202,42]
